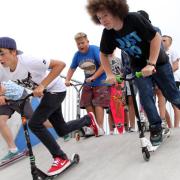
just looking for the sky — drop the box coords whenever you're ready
[1,0,180,80]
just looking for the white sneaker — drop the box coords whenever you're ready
[85,127,94,136]
[109,131,114,135]
[161,119,170,135]
[140,112,146,122]
[97,128,105,136]
[128,127,136,133]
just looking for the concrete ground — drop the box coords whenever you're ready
[1,128,180,180]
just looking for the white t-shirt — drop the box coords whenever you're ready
[0,54,66,92]
[166,49,180,82]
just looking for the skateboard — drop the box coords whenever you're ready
[46,153,80,179]
[0,149,29,168]
[110,83,125,134]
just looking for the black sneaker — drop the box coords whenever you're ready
[149,125,162,146]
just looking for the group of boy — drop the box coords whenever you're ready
[0,0,180,177]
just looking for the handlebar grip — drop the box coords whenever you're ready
[115,71,143,83]
[135,72,143,78]
[116,75,123,83]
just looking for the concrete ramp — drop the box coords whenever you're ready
[1,128,180,180]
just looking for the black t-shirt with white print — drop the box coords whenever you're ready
[100,12,169,69]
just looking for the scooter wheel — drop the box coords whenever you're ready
[142,147,150,161]
[72,154,80,164]
[141,122,146,132]
[75,133,80,141]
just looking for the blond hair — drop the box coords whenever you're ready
[74,32,87,40]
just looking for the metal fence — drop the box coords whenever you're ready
[60,75,110,134]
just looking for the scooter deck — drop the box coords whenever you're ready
[75,132,94,141]
[0,149,29,168]
[46,154,80,180]
[149,130,170,152]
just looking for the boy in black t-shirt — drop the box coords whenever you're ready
[86,0,180,146]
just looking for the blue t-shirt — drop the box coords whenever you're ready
[70,45,107,86]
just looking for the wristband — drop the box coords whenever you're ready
[147,60,156,67]
[39,84,45,89]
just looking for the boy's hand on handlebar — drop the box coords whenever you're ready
[33,84,45,97]
[141,65,156,77]
[105,74,116,84]
[65,80,71,86]
[85,76,95,83]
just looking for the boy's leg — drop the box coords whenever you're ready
[172,105,180,127]
[0,115,16,149]
[134,76,162,145]
[0,105,19,161]
[135,77,162,127]
[94,106,104,128]
[28,92,68,159]
[128,96,136,132]
[28,92,99,158]
[154,63,180,109]
[92,86,111,134]
[107,109,114,134]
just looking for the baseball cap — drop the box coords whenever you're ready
[0,37,23,55]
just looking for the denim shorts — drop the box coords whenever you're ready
[80,85,111,109]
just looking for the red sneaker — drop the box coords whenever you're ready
[88,112,100,137]
[47,157,70,176]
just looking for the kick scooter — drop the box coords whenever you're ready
[7,93,80,180]
[116,72,170,161]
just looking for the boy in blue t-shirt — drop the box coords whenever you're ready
[65,32,111,135]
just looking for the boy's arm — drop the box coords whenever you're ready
[0,85,6,105]
[100,52,116,84]
[65,68,76,86]
[172,58,180,72]
[142,32,161,77]
[148,32,161,65]
[41,59,65,87]
[85,65,104,82]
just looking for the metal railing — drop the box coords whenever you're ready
[60,75,176,134]
[60,75,110,134]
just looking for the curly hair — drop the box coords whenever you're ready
[86,0,129,24]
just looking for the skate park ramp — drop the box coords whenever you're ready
[1,128,180,180]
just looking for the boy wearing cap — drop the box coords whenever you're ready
[0,37,100,176]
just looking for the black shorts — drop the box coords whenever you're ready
[0,90,33,119]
